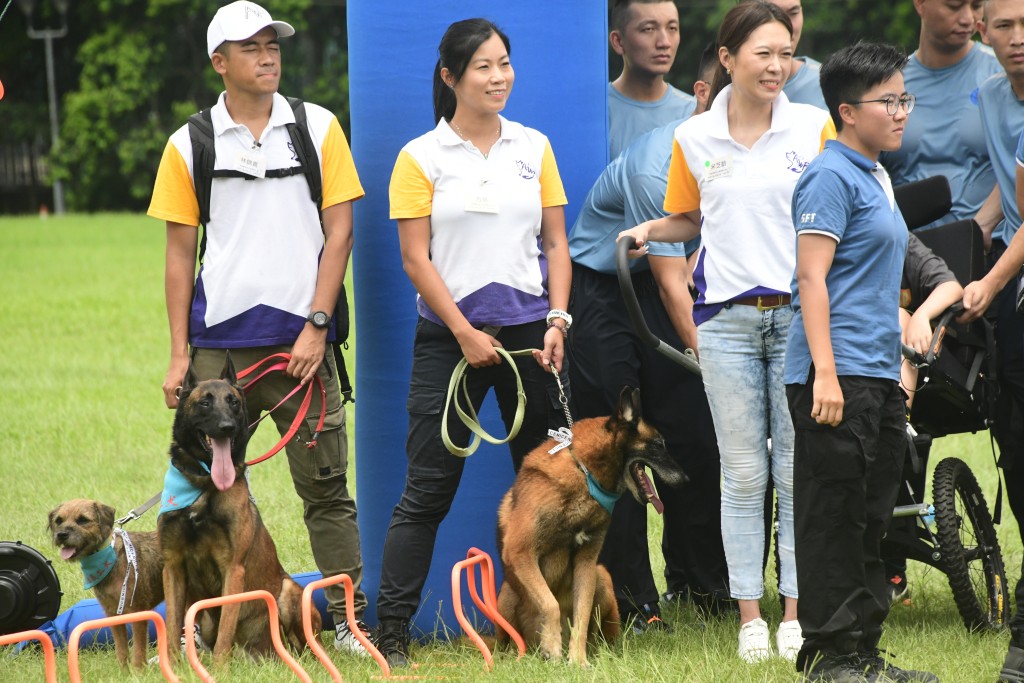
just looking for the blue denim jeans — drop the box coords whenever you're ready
[698,304,796,600]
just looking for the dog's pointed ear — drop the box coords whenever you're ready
[221,351,238,386]
[616,386,642,427]
[182,362,199,394]
[94,501,116,531]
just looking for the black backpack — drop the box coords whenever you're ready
[187,97,353,403]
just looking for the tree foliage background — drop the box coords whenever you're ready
[1,0,925,213]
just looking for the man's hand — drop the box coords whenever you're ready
[811,370,844,426]
[958,279,999,323]
[288,326,328,384]
[902,312,935,356]
[163,356,190,409]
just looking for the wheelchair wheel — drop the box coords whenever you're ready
[931,457,1008,631]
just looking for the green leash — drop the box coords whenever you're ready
[441,348,537,457]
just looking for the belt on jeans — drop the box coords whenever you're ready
[731,294,791,310]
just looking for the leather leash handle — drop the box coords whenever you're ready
[441,348,534,457]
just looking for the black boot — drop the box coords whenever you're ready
[373,617,411,668]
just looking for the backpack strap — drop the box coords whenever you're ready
[285,96,323,213]
[187,108,216,263]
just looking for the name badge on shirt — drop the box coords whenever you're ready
[704,155,733,182]
[234,148,267,179]
[465,180,499,214]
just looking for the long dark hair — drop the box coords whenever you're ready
[707,1,792,108]
[432,18,511,124]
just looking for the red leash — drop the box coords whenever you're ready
[236,352,327,466]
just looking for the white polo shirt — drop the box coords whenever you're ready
[148,92,364,348]
[390,116,567,327]
[664,86,835,325]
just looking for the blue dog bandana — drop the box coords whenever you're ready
[585,469,623,515]
[158,462,209,516]
[81,541,117,589]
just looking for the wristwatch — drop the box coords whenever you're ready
[307,311,331,329]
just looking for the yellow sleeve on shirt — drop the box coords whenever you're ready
[539,140,568,208]
[663,138,700,215]
[389,150,434,219]
[820,117,837,151]
[321,116,365,209]
[147,140,200,227]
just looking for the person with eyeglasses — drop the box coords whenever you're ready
[960,2,1024,680]
[784,41,939,683]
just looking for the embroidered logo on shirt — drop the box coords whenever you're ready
[287,141,300,162]
[515,160,537,180]
[786,151,810,174]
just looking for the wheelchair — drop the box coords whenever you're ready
[614,174,1008,633]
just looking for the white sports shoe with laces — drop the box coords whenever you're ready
[776,619,803,662]
[738,617,773,663]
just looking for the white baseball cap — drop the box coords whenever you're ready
[207,1,296,58]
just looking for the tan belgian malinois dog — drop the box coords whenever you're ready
[158,354,318,665]
[495,387,685,666]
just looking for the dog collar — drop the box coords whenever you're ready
[80,538,117,589]
[158,461,209,516]
[569,453,621,515]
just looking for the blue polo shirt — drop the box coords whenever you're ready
[570,119,698,275]
[608,82,696,160]
[785,140,908,385]
[979,73,1024,243]
[880,45,1001,230]
[783,56,826,109]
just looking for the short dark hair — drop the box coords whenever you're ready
[432,18,511,124]
[696,41,718,83]
[708,1,792,107]
[610,0,677,33]
[820,41,908,132]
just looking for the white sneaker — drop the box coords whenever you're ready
[775,619,803,662]
[148,624,206,665]
[737,617,772,663]
[334,620,370,656]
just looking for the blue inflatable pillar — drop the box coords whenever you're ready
[349,1,608,636]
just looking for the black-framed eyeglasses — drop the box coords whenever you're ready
[849,93,916,116]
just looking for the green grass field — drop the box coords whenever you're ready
[0,213,1018,681]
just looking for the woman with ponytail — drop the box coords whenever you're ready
[620,0,835,665]
[373,17,571,669]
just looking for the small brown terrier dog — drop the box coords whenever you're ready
[48,499,164,668]
[495,387,686,666]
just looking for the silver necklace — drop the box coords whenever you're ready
[450,120,501,157]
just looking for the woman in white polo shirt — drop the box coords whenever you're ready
[620,1,834,665]
[372,18,571,667]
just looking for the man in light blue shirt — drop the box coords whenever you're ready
[607,0,695,159]
[769,0,827,108]
[880,0,1002,233]
[960,2,1024,680]
[570,48,729,631]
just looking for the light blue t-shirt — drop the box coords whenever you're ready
[979,73,1024,243]
[880,45,1001,231]
[570,119,698,275]
[783,56,826,110]
[785,140,908,384]
[608,82,696,160]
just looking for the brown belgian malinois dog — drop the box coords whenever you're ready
[494,387,685,666]
[158,354,318,665]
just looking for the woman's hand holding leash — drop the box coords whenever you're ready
[534,325,565,373]
[458,327,503,368]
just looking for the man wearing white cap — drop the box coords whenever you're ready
[148,0,369,654]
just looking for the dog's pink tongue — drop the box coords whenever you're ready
[210,437,235,491]
[636,466,665,514]
[60,547,76,560]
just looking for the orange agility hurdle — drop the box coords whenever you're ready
[0,629,58,683]
[301,572,390,681]
[451,547,525,671]
[183,589,311,683]
[67,610,178,683]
